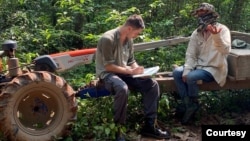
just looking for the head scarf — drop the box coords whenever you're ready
[192,3,219,32]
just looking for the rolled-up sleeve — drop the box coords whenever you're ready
[99,37,115,66]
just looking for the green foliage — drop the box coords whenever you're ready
[1,0,250,140]
[158,94,171,119]
[70,97,118,140]
[67,91,145,140]
[135,43,186,71]
[58,64,95,90]
[1,0,250,54]
[17,52,39,64]
[0,131,7,141]
[200,90,250,115]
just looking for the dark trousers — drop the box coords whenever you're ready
[103,73,160,124]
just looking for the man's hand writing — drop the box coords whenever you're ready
[132,66,144,75]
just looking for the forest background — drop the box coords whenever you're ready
[0,0,250,140]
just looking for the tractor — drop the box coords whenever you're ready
[0,36,189,141]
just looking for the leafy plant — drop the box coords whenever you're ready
[0,0,250,140]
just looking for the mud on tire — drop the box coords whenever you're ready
[0,71,77,141]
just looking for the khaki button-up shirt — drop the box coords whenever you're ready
[183,23,231,86]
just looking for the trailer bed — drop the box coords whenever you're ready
[155,75,250,92]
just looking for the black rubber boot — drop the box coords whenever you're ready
[141,118,170,139]
[175,101,186,119]
[181,97,199,125]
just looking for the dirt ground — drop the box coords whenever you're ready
[138,123,202,141]
[134,112,250,141]
[83,112,250,141]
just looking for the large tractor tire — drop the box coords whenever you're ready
[0,71,77,141]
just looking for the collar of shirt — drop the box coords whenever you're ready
[202,30,211,40]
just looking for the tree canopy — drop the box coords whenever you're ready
[0,0,249,55]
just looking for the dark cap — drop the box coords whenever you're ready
[192,3,219,17]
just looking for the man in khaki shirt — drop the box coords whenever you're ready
[173,3,231,125]
[95,14,170,141]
